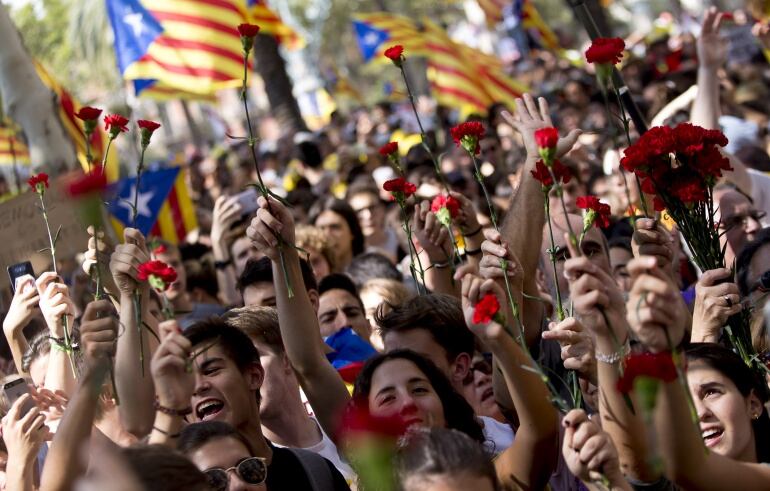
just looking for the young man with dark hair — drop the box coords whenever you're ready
[237,256,318,309]
[149,317,350,490]
[224,306,355,480]
[317,274,371,340]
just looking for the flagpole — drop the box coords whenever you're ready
[567,0,648,135]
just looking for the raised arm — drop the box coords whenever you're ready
[413,200,458,297]
[691,8,725,130]
[460,268,559,490]
[2,394,49,491]
[2,279,38,375]
[499,94,581,348]
[39,299,117,491]
[564,254,657,482]
[110,228,156,437]
[246,196,351,441]
[210,195,243,306]
[35,272,77,395]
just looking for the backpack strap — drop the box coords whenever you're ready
[287,447,335,491]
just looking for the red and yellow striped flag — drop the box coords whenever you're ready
[0,124,30,166]
[34,61,120,182]
[248,0,304,50]
[476,0,561,51]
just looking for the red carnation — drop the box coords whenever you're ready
[531,159,572,190]
[379,141,399,158]
[450,121,486,155]
[104,114,129,137]
[28,173,49,194]
[75,106,102,122]
[670,176,707,204]
[473,293,501,325]
[617,352,677,394]
[534,127,559,149]
[383,177,416,199]
[237,23,261,38]
[137,119,161,147]
[576,195,611,229]
[138,260,178,291]
[67,165,107,196]
[338,401,409,442]
[383,45,404,66]
[431,194,460,227]
[153,244,167,255]
[585,37,625,65]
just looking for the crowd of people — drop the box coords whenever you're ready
[2,6,770,491]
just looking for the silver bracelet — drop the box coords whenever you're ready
[595,339,631,364]
[433,258,452,269]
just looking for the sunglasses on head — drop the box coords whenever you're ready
[204,457,267,491]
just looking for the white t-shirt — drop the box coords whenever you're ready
[479,415,515,455]
[273,417,357,484]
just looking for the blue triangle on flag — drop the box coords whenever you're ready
[352,20,390,62]
[106,167,180,236]
[106,0,163,74]
[133,79,157,96]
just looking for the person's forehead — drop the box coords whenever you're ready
[371,358,426,388]
[231,236,253,254]
[320,288,359,308]
[383,328,444,354]
[349,193,378,208]
[718,190,753,214]
[316,210,344,225]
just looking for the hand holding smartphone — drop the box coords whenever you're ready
[7,261,35,295]
[3,378,35,417]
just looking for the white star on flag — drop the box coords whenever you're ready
[119,185,154,219]
[124,11,145,37]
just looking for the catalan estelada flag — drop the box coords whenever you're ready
[476,0,560,51]
[0,123,30,166]
[247,0,304,50]
[106,0,248,96]
[107,166,198,245]
[34,61,120,182]
[353,13,528,116]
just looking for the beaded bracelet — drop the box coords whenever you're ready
[595,339,631,364]
[153,399,193,416]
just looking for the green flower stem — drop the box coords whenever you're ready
[241,50,294,298]
[468,152,525,345]
[611,84,649,218]
[398,201,426,295]
[101,136,114,170]
[39,193,78,378]
[84,129,94,173]
[132,145,146,228]
[543,194,566,321]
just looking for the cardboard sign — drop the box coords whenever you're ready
[0,185,90,290]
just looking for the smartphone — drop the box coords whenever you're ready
[235,188,259,217]
[3,378,35,416]
[7,261,35,295]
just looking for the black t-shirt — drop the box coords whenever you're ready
[267,445,350,491]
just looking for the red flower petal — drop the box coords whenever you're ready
[534,127,559,149]
[137,119,161,133]
[237,23,260,37]
[585,37,625,65]
[473,293,500,324]
[379,141,399,157]
[383,45,404,61]
[75,106,102,122]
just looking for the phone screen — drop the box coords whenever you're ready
[3,378,34,416]
[235,188,259,217]
[7,262,35,294]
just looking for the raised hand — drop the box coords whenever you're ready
[246,195,296,262]
[79,300,118,370]
[698,7,728,70]
[150,320,194,412]
[460,271,513,342]
[691,268,743,343]
[562,409,626,487]
[542,317,596,383]
[479,228,519,281]
[501,93,581,159]
[211,195,243,256]
[626,256,688,353]
[449,191,481,235]
[2,394,51,466]
[564,254,627,340]
[36,272,75,338]
[413,200,452,263]
[109,228,150,296]
[753,21,770,51]
[631,218,676,273]
[3,277,39,337]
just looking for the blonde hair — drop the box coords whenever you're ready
[360,278,412,309]
[295,224,337,271]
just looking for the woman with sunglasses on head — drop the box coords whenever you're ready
[179,421,268,491]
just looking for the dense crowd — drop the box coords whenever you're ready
[2,6,770,491]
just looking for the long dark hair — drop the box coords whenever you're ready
[685,343,770,463]
[309,197,365,256]
[351,349,485,444]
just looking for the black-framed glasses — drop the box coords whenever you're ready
[204,457,267,491]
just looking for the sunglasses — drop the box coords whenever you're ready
[204,457,267,490]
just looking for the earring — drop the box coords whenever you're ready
[753,413,761,420]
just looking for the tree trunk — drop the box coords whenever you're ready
[253,34,308,133]
[0,4,76,174]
